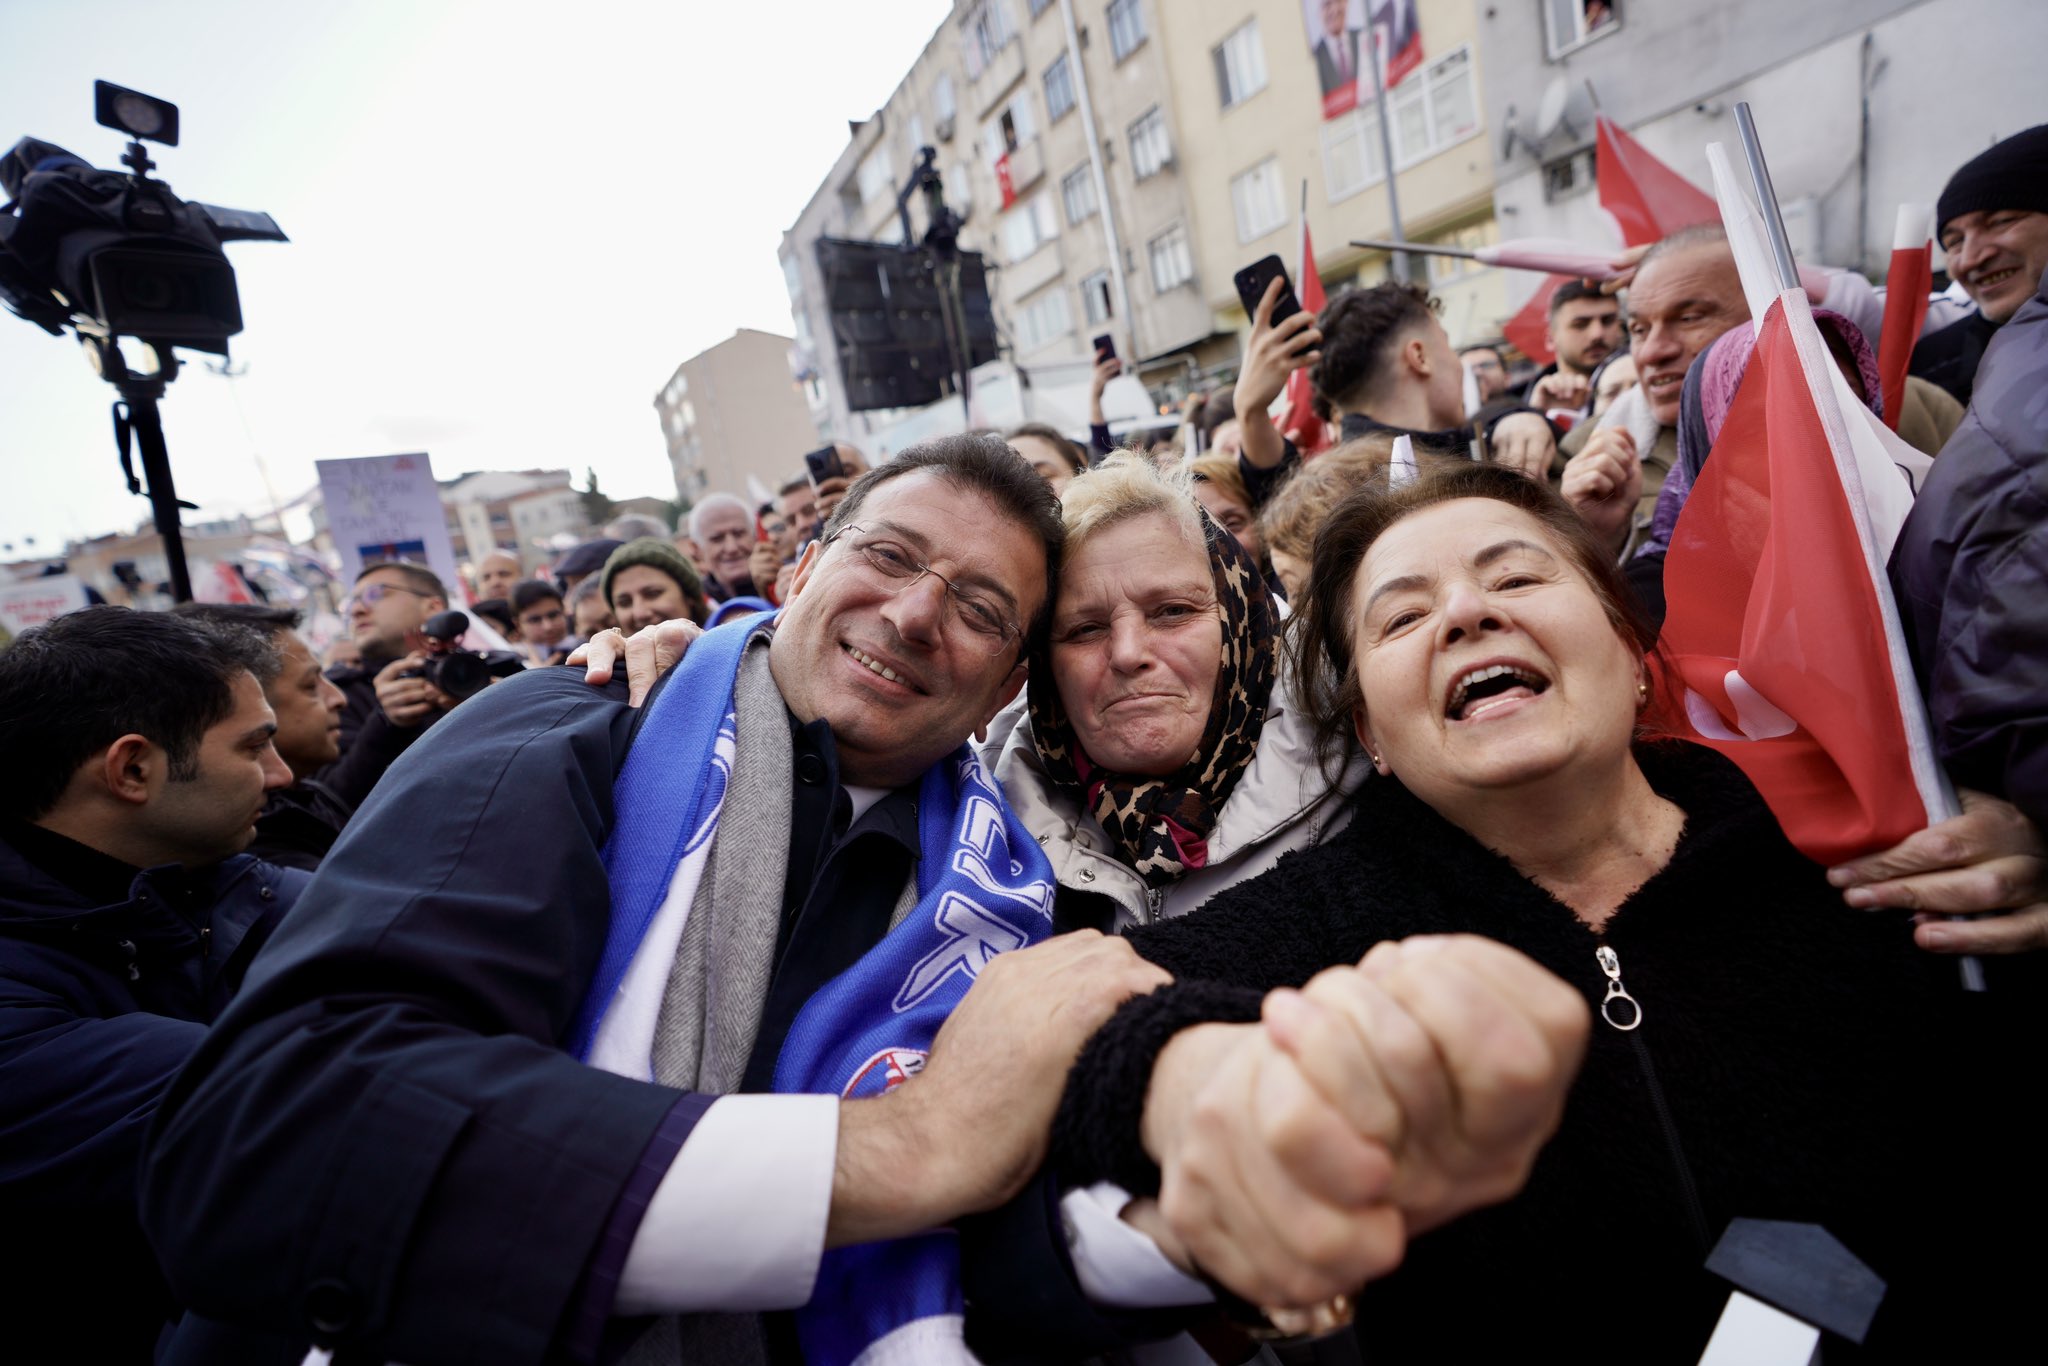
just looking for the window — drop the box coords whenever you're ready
[1425,224,1492,283]
[857,146,895,204]
[1543,147,1596,203]
[1148,223,1193,291]
[1015,285,1074,352]
[1061,163,1099,224]
[1231,158,1288,244]
[1107,0,1146,62]
[965,0,1016,79]
[1128,106,1172,180]
[1212,19,1267,109]
[1045,53,1076,121]
[1545,0,1620,59]
[1003,192,1060,262]
[1320,45,1480,200]
[1028,0,1054,17]
[907,113,926,153]
[984,91,1039,165]
[934,74,957,126]
[1081,270,1114,325]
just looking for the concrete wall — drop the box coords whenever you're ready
[664,329,820,503]
[1479,0,2047,314]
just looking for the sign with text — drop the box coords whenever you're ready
[314,453,461,597]
[0,574,90,637]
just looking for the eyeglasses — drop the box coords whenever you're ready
[344,582,432,611]
[826,524,1022,656]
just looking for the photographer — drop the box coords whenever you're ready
[321,562,463,796]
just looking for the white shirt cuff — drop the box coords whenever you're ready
[615,1093,838,1314]
[1061,1182,1214,1309]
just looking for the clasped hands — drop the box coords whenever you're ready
[1132,935,1589,1313]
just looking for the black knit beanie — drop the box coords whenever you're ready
[600,537,703,607]
[1938,125,2048,237]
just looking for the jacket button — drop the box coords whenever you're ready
[260,885,275,900]
[303,1278,360,1336]
[1036,833,1049,845]
[1079,866,1096,883]
[797,753,825,785]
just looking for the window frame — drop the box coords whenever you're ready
[1212,17,1268,111]
[1147,222,1193,292]
[1544,0,1621,60]
[1061,163,1099,225]
[1231,156,1288,245]
[1107,0,1147,64]
[1128,105,1173,181]
[1045,52,1077,122]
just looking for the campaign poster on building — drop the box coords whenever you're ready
[1303,0,1422,121]
[0,573,90,640]
[314,452,462,597]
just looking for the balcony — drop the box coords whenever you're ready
[1005,136,1045,196]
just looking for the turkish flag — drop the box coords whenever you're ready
[996,153,1016,211]
[1597,115,1719,248]
[1659,292,1947,866]
[1284,221,1331,457]
[1878,204,1933,431]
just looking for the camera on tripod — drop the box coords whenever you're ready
[410,611,526,701]
[0,81,285,352]
[0,81,289,603]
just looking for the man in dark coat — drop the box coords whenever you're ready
[138,438,1167,1366]
[1892,262,2048,953]
[1911,124,2048,406]
[0,607,308,1362]
[178,603,354,871]
[318,560,455,800]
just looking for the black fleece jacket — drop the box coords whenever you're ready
[1054,743,2042,1362]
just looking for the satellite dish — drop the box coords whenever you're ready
[1534,77,1573,143]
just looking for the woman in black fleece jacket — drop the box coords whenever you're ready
[1052,466,2042,1361]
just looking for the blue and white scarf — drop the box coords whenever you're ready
[570,613,1057,1365]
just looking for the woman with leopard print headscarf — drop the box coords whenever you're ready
[980,453,1369,932]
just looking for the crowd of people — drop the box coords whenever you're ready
[4,123,2047,1366]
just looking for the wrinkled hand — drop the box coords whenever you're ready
[373,653,452,727]
[748,541,783,601]
[1142,936,1586,1309]
[1560,427,1641,552]
[1486,411,1557,480]
[1235,277,1323,416]
[1596,243,1653,296]
[1528,370,1591,414]
[569,620,702,707]
[1828,789,2048,954]
[828,931,1170,1246]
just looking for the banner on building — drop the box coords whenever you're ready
[1304,0,1421,122]
[314,452,462,597]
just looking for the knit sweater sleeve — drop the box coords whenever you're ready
[1052,845,1363,1195]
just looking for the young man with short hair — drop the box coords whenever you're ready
[0,607,303,1361]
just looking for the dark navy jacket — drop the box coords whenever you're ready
[0,827,308,1362]
[1892,264,2048,830]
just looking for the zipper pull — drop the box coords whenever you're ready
[1595,945,1643,1031]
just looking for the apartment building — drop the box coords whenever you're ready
[1475,0,2044,318]
[782,1,1517,445]
[654,328,822,506]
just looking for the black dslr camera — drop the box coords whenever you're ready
[413,611,525,701]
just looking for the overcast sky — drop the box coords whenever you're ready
[0,0,951,557]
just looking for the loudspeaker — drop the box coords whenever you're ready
[816,238,998,412]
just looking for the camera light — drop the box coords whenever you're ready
[94,80,180,147]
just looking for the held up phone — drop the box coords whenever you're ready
[1092,332,1116,361]
[804,444,846,487]
[1233,254,1302,328]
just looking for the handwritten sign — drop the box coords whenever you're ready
[315,453,461,596]
[0,574,90,637]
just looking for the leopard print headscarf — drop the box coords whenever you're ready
[1028,503,1278,888]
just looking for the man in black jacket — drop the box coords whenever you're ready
[0,607,307,1362]
[1913,124,2048,406]
[177,603,353,870]
[140,437,1167,1366]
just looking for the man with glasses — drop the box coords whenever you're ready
[144,435,1167,1366]
[321,562,456,791]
